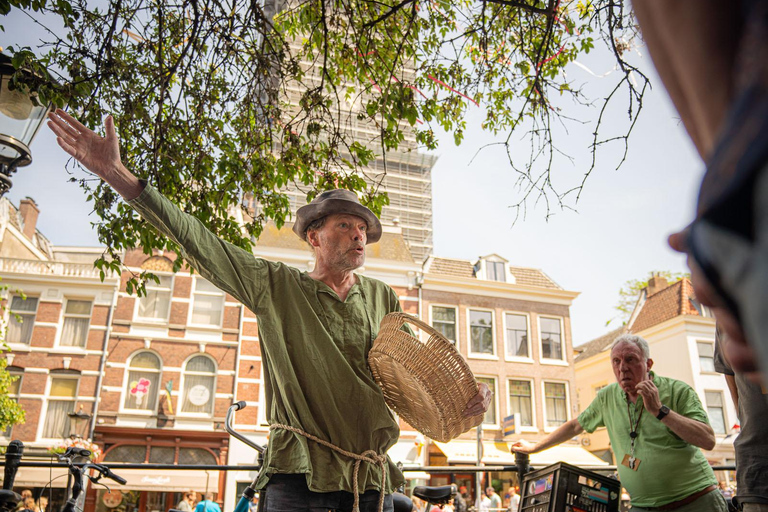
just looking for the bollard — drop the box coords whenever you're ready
[514,451,530,490]
[2,441,23,491]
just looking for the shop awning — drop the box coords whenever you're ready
[434,440,609,467]
[112,469,220,492]
[434,440,516,465]
[4,467,70,488]
[387,440,422,468]
[403,471,431,480]
[529,445,609,467]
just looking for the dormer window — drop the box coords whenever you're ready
[487,261,506,282]
[474,254,512,282]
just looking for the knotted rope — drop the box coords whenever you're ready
[270,423,388,512]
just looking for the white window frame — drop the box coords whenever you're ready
[542,380,570,433]
[178,353,218,418]
[476,375,499,429]
[696,341,716,374]
[485,260,507,282]
[1,370,22,438]
[467,308,497,359]
[429,304,459,349]
[133,274,174,323]
[119,350,163,416]
[704,389,728,435]
[503,311,532,362]
[538,315,567,365]
[188,277,226,328]
[39,374,80,441]
[57,297,94,349]
[506,378,537,433]
[6,294,39,346]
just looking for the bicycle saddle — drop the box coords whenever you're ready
[0,490,21,512]
[412,485,455,504]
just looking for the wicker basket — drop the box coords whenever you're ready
[369,312,484,442]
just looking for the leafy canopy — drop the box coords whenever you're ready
[1,0,644,292]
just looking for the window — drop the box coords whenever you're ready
[705,391,726,435]
[469,310,494,355]
[2,371,21,437]
[191,278,225,327]
[43,377,78,438]
[477,377,497,425]
[697,342,715,372]
[432,306,457,344]
[60,299,93,347]
[544,382,568,428]
[137,275,172,320]
[7,295,38,344]
[181,355,217,415]
[123,352,162,412]
[508,380,533,427]
[505,313,529,358]
[486,261,506,282]
[540,317,563,360]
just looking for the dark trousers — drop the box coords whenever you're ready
[263,474,394,512]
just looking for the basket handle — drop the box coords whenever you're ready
[381,312,451,344]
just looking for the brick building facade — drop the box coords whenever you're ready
[2,198,588,511]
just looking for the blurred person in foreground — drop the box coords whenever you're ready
[633,1,768,385]
[511,334,725,511]
[715,326,768,511]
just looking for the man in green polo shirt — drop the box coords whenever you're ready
[47,109,491,512]
[511,334,726,512]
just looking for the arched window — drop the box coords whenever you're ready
[123,352,161,411]
[181,355,216,415]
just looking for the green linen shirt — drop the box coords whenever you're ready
[577,372,716,507]
[129,184,405,494]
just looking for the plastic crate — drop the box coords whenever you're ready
[519,461,620,512]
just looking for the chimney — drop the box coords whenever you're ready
[18,197,39,240]
[647,273,669,297]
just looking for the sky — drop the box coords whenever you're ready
[2,10,703,346]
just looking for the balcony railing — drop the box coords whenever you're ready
[0,257,118,280]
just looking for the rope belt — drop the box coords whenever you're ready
[269,423,388,512]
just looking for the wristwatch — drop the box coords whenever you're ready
[656,404,670,420]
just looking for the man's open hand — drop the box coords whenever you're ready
[464,382,492,418]
[509,439,536,454]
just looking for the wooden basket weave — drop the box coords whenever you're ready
[369,312,484,442]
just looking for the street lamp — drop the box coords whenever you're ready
[0,52,53,196]
[68,405,92,440]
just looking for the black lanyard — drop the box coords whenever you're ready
[626,398,644,464]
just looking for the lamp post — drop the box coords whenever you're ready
[0,53,53,196]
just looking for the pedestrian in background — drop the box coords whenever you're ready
[176,491,196,512]
[194,493,221,512]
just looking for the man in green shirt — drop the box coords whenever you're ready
[511,334,727,512]
[47,109,491,512]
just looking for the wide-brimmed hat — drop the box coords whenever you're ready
[292,189,382,244]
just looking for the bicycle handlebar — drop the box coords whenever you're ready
[225,402,265,454]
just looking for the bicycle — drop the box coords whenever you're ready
[2,402,457,512]
[0,440,127,512]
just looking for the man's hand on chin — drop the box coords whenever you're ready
[635,380,662,416]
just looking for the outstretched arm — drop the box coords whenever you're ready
[47,109,264,309]
[510,418,583,454]
[47,109,144,200]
